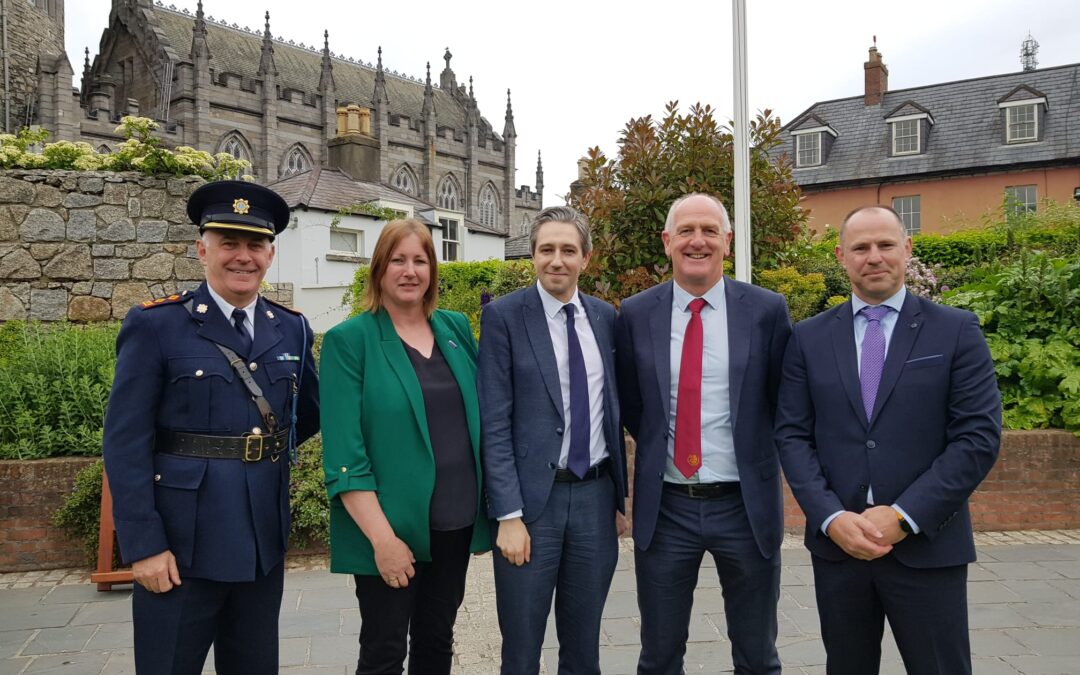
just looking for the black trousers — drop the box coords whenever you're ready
[132,561,284,675]
[353,526,473,675]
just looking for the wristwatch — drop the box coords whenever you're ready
[896,509,913,534]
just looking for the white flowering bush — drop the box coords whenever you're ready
[0,117,251,179]
[906,255,946,302]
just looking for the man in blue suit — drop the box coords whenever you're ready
[776,205,1001,674]
[616,193,791,674]
[102,181,320,674]
[479,205,628,675]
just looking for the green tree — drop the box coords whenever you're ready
[569,102,805,303]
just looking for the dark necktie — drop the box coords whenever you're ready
[859,305,891,421]
[674,298,707,478]
[232,308,252,357]
[564,304,590,479]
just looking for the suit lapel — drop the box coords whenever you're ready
[192,283,249,356]
[870,294,923,425]
[831,302,867,427]
[724,279,751,428]
[248,297,283,362]
[523,287,564,417]
[648,282,674,426]
[376,311,432,452]
[432,315,481,452]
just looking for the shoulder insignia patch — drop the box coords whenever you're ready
[139,294,186,310]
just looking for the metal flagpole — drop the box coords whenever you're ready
[732,0,751,282]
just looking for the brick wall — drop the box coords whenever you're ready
[781,430,1080,532]
[0,458,96,573]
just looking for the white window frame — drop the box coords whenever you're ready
[795,132,821,168]
[1005,185,1037,215]
[329,227,363,255]
[1006,104,1038,143]
[891,119,920,155]
[439,217,460,261]
[892,196,921,235]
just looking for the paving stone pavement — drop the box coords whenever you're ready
[1,531,1079,674]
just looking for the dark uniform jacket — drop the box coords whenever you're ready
[102,281,320,582]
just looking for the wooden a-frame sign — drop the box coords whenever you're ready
[91,470,134,591]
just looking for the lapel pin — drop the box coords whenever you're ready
[448,339,459,349]
[266,310,275,319]
[910,322,918,328]
[196,303,208,314]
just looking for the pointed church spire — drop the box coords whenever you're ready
[439,47,457,92]
[373,46,389,105]
[536,150,544,196]
[422,61,435,118]
[257,11,277,77]
[466,76,478,126]
[190,0,210,60]
[503,88,516,139]
[319,30,335,91]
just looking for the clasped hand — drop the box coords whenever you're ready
[826,505,908,561]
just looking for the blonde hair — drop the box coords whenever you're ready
[363,219,439,317]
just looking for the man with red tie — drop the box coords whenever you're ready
[616,193,791,674]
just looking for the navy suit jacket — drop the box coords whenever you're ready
[102,282,320,582]
[478,285,627,523]
[616,279,791,557]
[775,293,1001,567]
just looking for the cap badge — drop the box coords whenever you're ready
[196,303,209,314]
[232,198,251,215]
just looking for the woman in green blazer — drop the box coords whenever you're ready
[320,219,490,675]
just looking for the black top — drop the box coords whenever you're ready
[403,340,478,531]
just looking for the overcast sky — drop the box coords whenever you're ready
[66,0,1079,204]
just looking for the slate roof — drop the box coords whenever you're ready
[780,63,1080,188]
[504,233,532,259]
[153,4,470,131]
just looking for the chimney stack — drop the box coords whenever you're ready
[328,104,381,182]
[864,41,889,106]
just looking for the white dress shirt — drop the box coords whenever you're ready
[206,285,256,341]
[666,278,738,483]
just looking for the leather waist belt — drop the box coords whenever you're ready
[554,459,610,483]
[664,481,741,499]
[157,429,290,462]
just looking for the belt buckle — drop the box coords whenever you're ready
[685,484,702,499]
[243,434,264,462]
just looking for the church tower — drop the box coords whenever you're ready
[1,0,68,132]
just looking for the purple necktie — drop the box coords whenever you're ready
[564,304,590,478]
[859,305,891,422]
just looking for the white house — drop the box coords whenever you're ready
[267,167,507,332]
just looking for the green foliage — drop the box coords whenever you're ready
[0,117,251,178]
[347,259,535,334]
[569,102,805,304]
[0,322,119,460]
[945,254,1080,434]
[52,460,104,563]
[331,202,401,226]
[757,267,826,323]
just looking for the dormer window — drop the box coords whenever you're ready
[885,103,934,158]
[790,116,838,168]
[997,85,1048,145]
[797,133,821,167]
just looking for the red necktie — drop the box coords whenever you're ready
[674,298,706,478]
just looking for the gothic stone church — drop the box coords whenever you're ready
[19,0,543,239]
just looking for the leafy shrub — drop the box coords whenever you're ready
[0,322,119,460]
[757,267,826,323]
[945,253,1080,434]
[52,459,105,563]
[906,256,946,302]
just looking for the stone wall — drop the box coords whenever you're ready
[2,0,65,133]
[0,169,292,321]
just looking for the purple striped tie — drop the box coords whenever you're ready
[860,305,891,421]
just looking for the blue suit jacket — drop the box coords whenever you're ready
[616,279,791,557]
[478,285,627,522]
[102,282,320,582]
[775,294,1001,567]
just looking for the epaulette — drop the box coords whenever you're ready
[264,297,304,317]
[139,290,191,310]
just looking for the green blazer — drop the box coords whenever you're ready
[320,309,491,574]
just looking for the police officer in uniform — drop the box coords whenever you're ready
[102,180,320,674]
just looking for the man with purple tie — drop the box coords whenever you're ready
[776,205,1002,674]
[478,206,628,674]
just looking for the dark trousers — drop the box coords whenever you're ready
[493,474,619,675]
[132,561,284,675]
[812,553,970,675]
[353,526,473,675]
[636,487,781,675]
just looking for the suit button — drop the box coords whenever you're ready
[866,440,877,449]
[154,474,161,482]
[340,467,347,473]
[195,369,204,377]
[555,428,563,435]
[249,362,258,371]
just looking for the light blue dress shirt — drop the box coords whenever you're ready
[665,279,739,484]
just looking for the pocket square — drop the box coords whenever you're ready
[905,354,943,368]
